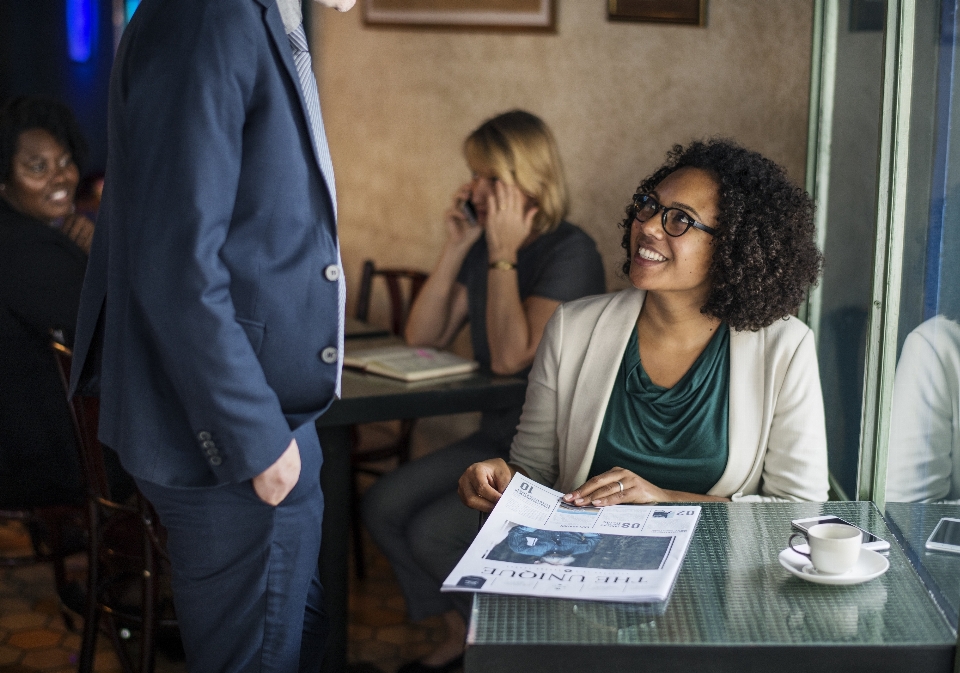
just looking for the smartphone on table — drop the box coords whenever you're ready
[790,515,890,552]
[925,517,960,554]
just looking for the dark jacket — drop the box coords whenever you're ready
[70,0,342,488]
[0,198,86,506]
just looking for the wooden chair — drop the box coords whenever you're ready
[354,259,428,335]
[51,342,177,673]
[350,260,428,579]
[1,338,87,630]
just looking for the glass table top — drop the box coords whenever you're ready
[469,502,956,647]
[885,502,960,628]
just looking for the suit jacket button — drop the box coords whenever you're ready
[324,264,341,282]
[320,347,338,364]
[198,431,212,441]
[209,456,223,466]
[201,440,216,450]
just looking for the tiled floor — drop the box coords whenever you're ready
[0,523,126,673]
[0,519,448,673]
[0,416,472,673]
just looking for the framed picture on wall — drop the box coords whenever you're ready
[362,0,554,30]
[608,0,706,26]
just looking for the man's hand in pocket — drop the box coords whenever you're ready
[253,438,301,506]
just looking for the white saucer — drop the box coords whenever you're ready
[778,547,889,585]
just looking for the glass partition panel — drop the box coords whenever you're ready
[810,0,887,499]
[885,0,959,506]
[882,0,960,634]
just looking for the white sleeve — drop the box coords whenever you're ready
[739,329,829,502]
[886,329,956,502]
[509,304,563,487]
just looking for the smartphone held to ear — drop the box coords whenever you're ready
[460,200,479,227]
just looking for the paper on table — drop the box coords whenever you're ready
[342,345,478,382]
[442,474,700,603]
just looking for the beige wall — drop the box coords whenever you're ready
[313,0,814,306]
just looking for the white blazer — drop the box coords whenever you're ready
[509,288,829,502]
[886,316,960,502]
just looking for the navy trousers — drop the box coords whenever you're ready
[137,422,327,673]
[361,430,509,622]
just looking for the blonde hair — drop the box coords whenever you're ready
[463,110,569,235]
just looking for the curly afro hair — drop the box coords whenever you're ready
[0,97,88,184]
[620,139,822,332]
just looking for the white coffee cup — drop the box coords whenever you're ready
[788,523,862,574]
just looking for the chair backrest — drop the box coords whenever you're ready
[50,342,113,503]
[354,260,428,336]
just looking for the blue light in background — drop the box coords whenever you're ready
[125,0,142,22]
[66,0,97,63]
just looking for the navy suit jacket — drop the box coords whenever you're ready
[70,0,342,488]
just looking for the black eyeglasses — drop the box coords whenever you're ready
[631,194,718,237]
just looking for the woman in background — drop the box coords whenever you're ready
[362,110,606,673]
[460,139,829,518]
[0,96,107,508]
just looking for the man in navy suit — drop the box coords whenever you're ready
[70,0,355,670]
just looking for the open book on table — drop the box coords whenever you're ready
[342,345,479,382]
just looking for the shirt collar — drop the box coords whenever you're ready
[276,0,302,33]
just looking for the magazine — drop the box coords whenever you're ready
[342,345,479,382]
[442,474,700,602]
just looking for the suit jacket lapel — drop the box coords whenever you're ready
[562,288,646,491]
[709,327,765,496]
[258,0,336,211]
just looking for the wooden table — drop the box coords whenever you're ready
[315,366,527,672]
[344,316,391,340]
[465,502,958,673]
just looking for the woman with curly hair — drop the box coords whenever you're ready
[459,138,829,510]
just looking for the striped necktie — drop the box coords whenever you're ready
[287,23,345,396]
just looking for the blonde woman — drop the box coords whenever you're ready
[362,110,605,673]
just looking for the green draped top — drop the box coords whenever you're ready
[587,324,730,494]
